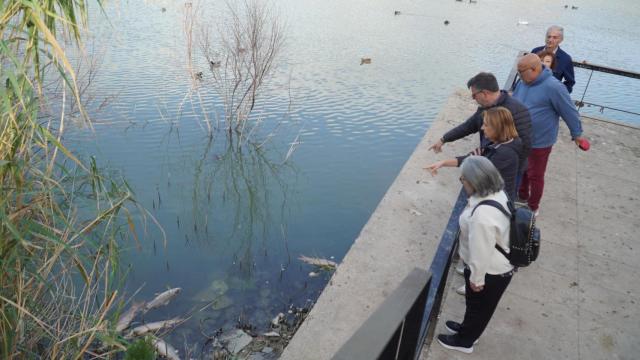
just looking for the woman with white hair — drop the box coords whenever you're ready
[435,156,514,354]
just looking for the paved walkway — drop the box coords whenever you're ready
[424,116,640,359]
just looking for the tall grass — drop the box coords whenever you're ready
[1,1,140,357]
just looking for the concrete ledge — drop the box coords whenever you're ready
[281,90,478,359]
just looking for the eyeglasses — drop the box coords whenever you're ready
[517,67,532,75]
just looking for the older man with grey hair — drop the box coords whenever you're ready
[531,25,575,93]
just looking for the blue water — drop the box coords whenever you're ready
[63,0,640,351]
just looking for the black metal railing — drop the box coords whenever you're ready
[503,51,527,91]
[572,60,640,118]
[332,268,432,360]
[333,190,468,360]
[573,60,640,79]
[413,190,467,357]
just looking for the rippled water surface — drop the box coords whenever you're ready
[64,0,640,350]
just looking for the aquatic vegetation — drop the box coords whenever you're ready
[125,337,156,360]
[0,0,148,357]
[192,0,286,139]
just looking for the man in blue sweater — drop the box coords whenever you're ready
[514,54,586,215]
[531,25,575,93]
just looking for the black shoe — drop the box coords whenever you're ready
[445,321,462,334]
[444,321,480,344]
[437,334,474,354]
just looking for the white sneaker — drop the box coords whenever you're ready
[455,263,465,275]
[455,285,465,296]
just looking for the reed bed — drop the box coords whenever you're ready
[1,1,141,357]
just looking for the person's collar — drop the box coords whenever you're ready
[467,191,505,207]
[491,138,514,148]
[482,91,503,108]
[494,90,508,106]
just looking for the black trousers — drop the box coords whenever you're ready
[458,267,513,345]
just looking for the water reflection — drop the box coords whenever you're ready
[62,0,640,353]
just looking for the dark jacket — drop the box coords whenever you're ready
[457,138,523,200]
[441,91,532,174]
[531,46,575,93]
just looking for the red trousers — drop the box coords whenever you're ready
[518,147,553,211]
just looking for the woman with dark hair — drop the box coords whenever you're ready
[424,106,523,199]
[435,156,514,354]
[536,49,556,70]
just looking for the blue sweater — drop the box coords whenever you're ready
[513,68,583,149]
[532,46,575,93]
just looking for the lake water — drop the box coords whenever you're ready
[64,0,640,351]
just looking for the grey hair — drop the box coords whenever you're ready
[460,156,504,197]
[546,25,564,39]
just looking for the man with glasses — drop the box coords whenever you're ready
[532,25,575,93]
[429,72,532,297]
[513,53,586,216]
[429,72,532,185]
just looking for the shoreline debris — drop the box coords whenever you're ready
[271,313,285,327]
[298,255,338,270]
[152,337,180,360]
[111,288,184,359]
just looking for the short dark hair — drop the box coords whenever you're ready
[467,72,499,92]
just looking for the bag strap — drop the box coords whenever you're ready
[471,200,510,217]
[471,199,511,259]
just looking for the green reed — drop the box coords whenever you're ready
[1,1,142,357]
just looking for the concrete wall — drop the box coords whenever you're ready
[281,90,478,359]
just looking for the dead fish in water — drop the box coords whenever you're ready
[127,318,184,338]
[298,255,338,269]
[115,301,146,332]
[152,337,181,360]
[144,288,181,312]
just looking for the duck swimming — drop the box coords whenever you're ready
[360,58,371,65]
